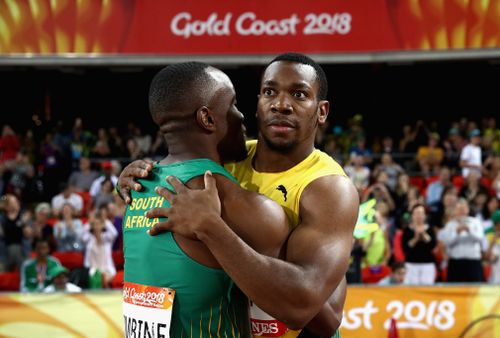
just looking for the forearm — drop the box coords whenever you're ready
[198,219,326,328]
[304,278,346,337]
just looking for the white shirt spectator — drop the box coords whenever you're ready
[81,218,118,278]
[460,143,482,178]
[51,193,83,216]
[439,216,484,260]
[89,175,118,198]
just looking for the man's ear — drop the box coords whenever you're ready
[196,106,216,132]
[317,100,329,124]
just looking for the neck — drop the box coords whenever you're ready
[160,133,221,165]
[37,257,47,264]
[253,135,315,172]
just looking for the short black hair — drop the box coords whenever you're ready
[149,62,213,122]
[391,261,406,272]
[269,53,328,100]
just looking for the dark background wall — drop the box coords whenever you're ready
[1,59,499,141]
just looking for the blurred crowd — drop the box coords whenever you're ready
[0,114,499,292]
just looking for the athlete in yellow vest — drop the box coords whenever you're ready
[119,53,358,338]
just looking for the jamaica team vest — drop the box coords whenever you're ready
[225,140,346,338]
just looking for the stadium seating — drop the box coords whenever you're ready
[0,271,20,291]
[52,251,84,271]
[361,265,391,284]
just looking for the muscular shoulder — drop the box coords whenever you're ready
[299,175,359,233]
[217,175,290,258]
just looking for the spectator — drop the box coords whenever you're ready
[428,185,459,229]
[349,136,373,167]
[416,132,444,176]
[460,128,482,178]
[372,153,404,191]
[90,128,111,158]
[43,265,82,293]
[20,238,61,292]
[104,198,125,251]
[426,166,452,207]
[0,194,31,272]
[402,204,437,285]
[81,210,118,288]
[89,161,118,199]
[51,182,84,218]
[92,179,116,210]
[68,157,99,193]
[108,126,126,157]
[5,150,35,200]
[459,170,490,205]
[486,210,500,284]
[54,203,84,252]
[378,261,407,285]
[438,198,485,282]
[344,153,371,195]
[442,127,466,172]
[0,125,21,165]
[27,202,56,253]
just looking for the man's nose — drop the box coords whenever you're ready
[270,93,292,114]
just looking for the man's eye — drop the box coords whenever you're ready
[263,89,274,96]
[293,91,306,98]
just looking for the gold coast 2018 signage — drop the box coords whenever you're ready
[1,0,500,55]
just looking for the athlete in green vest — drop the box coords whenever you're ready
[122,62,289,338]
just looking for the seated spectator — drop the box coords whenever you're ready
[442,127,466,171]
[426,166,452,207]
[0,125,20,165]
[486,210,500,284]
[0,194,31,272]
[81,210,118,288]
[402,204,437,285]
[459,170,490,204]
[438,198,485,282]
[428,185,459,229]
[68,157,99,193]
[416,132,444,176]
[378,261,407,285]
[20,238,61,292]
[349,135,373,167]
[5,150,35,201]
[363,178,396,213]
[89,161,118,200]
[54,203,84,252]
[27,202,56,253]
[372,153,404,191]
[344,153,371,195]
[91,179,116,210]
[90,128,111,158]
[51,182,84,218]
[43,265,82,293]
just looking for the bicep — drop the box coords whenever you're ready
[222,191,289,258]
[286,176,358,288]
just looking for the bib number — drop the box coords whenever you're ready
[123,281,176,338]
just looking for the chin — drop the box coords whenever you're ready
[263,136,297,153]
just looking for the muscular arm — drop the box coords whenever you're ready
[153,174,358,329]
[304,277,347,336]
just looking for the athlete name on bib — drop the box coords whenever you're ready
[250,302,289,337]
[123,281,176,338]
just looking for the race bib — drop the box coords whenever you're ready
[123,281,176,338]
[250,302,289,337]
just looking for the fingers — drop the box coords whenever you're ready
[166,176,187,193]
[147,221,171,236]
[203,171,217,191]
[117,185,132,205]
[145,206,171,220]
[155,186,175,203]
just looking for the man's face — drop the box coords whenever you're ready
[393,268,406,284]
[207,69,247,163]
[36,242,50,258]
[257,61,328,152]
